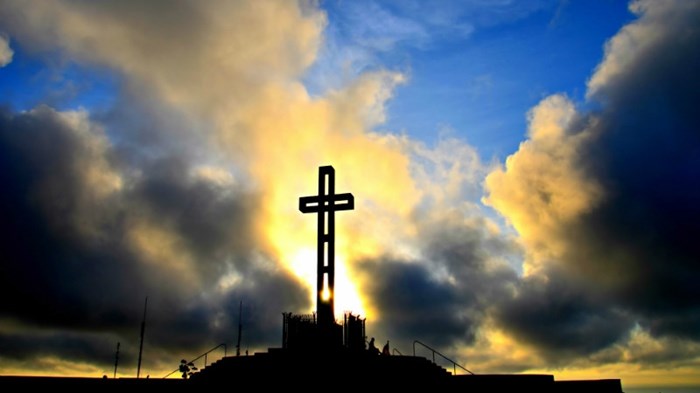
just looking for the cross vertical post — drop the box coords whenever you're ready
[299,166,354,326]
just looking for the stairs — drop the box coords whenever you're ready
[190,349,622,392]
[190,349,451,387]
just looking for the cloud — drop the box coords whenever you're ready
[0,34,12,67]
[356,136,521,357]
[306,0,554,91]
[495,268,633,362]
[484,94,603,273]
[587,0,700,102]
[328,0,555,52]
[340,1,429,52]
[0,105,309,375]
[485,0,700,361]
[0,1,325,123]
[361,217,520,355]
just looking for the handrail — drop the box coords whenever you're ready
[162,343,227,378]
[392,348,403,356]
[413,340,474,375]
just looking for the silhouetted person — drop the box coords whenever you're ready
[368,337,379,355]
[382,340,390,356]
[179,359,190,379]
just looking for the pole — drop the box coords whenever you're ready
[113,342,120,379]
[137,296,148,378]
[236,301,242,356]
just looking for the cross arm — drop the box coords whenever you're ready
[299,193,355,213]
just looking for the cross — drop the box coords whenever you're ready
[299,166,354,325]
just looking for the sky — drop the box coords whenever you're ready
[0,0,698,389]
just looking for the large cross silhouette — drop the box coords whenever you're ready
[299,166,354,325]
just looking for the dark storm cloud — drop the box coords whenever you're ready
[489,0,700,360]
[571,0,700,340]
[126,154,259,283]
[0,105,309,370]
[367,261,469,347]
[0,328,116,364]
[562,0,700,340]
[0,105,143,328]
[495,268,633,361]
[362,217,519,350]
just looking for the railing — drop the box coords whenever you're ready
[413,340,474,375]
[392,348,403,356]
[162,343,227,378]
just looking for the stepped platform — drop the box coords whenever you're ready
[0,349,624,392]
[187,348,623,392]
[190,348,451,385]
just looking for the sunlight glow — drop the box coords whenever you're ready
[333,254,365,318]
[289,247,317,295]
[321,287,331,302]
[286,247,365,318]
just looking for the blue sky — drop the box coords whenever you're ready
[0,1,699,388]
[0,46,120,112]
[308,0,634,157]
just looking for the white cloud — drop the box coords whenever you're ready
[0,34,13,67]
[484,94,602,273]
[587,0,700,99]
[305,0,550,92]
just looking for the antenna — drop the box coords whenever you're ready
[136,296,148,378]
[236,301,242,356]
[113,342,120,379]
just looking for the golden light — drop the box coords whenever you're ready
[286,246,366,318]
[333,254,365,318]
[288,247,317,294]
[321,287,331,302]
